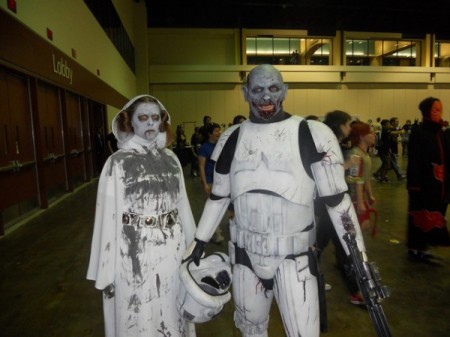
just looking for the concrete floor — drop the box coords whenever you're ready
[1,156,449,337]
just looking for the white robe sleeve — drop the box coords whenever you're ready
[86,158,119,290]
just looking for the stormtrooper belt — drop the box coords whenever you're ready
[232,225,312,256]
[122,209,178,229]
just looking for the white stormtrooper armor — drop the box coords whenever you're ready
[185,64,367,337]
[191,116,365,337]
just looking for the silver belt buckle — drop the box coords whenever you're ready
[143,216,158,228]
[122,212,139,226]
[161,210,177,229]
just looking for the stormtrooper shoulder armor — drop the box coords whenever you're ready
[211,124,241,162]
[307,120,348,197]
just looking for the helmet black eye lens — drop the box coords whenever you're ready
[201,276,220,289]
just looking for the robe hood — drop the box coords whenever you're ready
[112,94,171,149]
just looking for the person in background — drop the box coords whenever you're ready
[87,95,196,337]
[174,124,188,166]
[407,97,450,263]
[198,122,224,243]
[401,119,412,157]
[388,117,405,181]
[106,130,118,154]
[373,117,382,155]
[189,127,202,177]
[373,119,392,183]
[198,115,212,144]
[346,122,376,231]
[305,114,319,120]
[94,127,106,174]
[232,114,247,125]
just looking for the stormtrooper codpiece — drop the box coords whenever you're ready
[185,114,366,337]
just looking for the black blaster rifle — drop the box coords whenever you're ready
[343,231,392,337]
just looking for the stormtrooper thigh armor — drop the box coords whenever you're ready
[232,253,319,337]
[230,193,319,337]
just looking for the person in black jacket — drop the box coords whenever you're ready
[407,97,450,262]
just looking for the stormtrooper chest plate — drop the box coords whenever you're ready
[230,116,315,205]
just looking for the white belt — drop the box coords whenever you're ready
[232,226,310,256]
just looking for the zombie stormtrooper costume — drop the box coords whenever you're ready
[184,65,366,337]
[87,95,196,337]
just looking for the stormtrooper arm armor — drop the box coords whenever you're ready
[195,125,240,242]
[324,193,366,255]
[195,194,230,242]
[184,127,239,263]
[308,121,366,255]
[183,186,230,264]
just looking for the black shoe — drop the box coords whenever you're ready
[408,250,441,265]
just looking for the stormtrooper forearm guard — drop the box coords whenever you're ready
[325,192,366,255]
[183,196,230,265]
[195,196,230,242]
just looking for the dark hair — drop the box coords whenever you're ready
[206,122,220,136]
[389,117,398,124]
[203,115,212,124]
[323,110,352,139]
[419,97,440,117]
[305,115,319,121]
[232,115,246,125]
[380,119,390,127]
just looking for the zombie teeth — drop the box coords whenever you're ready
[259,104,274,112]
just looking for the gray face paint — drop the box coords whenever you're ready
[131,102,161,142]
[243,65,288,121]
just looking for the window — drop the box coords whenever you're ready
[346,39,419,66]
[435,41,450,67]
[246,36,331,65]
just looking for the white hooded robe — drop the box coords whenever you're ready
[87,97,196,337]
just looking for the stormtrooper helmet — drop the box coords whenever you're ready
[177,252,232,323]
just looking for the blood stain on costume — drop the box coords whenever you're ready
[128,293,141,313]
[123,225,143,280]
[156,273,161,297]
[272,127,287,142]
[340,207,355,232]
[157,321,170,337]
[122,151,179,200]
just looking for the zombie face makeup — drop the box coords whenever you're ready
[131,102,161,142]
[243,65,287,121]
[430,100,443,123]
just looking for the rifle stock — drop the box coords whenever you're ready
[343,232,392,337]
